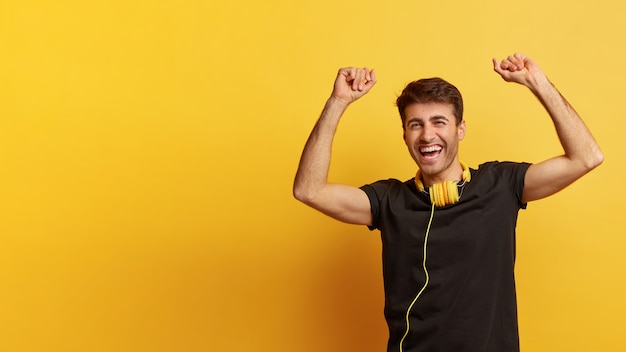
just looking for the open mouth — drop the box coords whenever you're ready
[419,145,442,160]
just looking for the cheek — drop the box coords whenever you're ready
[403,130,410,144]
[404,133,418,148]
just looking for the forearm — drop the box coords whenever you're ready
[293,97,350,203]
[527,75,604,170]
[493,53,603,202]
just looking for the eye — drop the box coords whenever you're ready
[408,121,422,129]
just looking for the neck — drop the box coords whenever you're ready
[415,161,471,191]
[422,166,463,188]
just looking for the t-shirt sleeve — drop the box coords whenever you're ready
[360,180,394,231]
[490,161,532,209]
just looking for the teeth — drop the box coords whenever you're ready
[420,145,442,153]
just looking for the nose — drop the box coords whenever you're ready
[420,124,435,142]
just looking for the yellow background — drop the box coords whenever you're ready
[1,0,624,351]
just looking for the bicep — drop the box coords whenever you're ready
[522,156,591,203]
[303,183,373,226]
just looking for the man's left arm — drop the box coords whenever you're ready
[493,53,604,203]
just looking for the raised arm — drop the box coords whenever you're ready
[492,53,604,203]
[293,67,376,225]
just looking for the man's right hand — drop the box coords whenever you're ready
[331,67,377,105]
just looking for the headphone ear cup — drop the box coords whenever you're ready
[415,162,470,207]
[437,184,444,207]
[430,181,460,207]
[447,181,459,204]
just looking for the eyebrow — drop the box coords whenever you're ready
[430,115,449,121]
[406,115,449,124]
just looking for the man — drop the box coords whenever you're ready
[293,53,603,352]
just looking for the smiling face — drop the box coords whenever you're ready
[403,102,466,187]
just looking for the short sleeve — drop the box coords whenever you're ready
[360,179,405,231]
[486,161,532,209]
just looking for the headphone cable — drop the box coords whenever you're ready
[399,202,436,352]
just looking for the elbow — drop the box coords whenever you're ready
[586,149,604,171]
[594,151,604,168]
[576,149,604,174]
[292,183,314,205]
[292,186,307,203]
[293,181,326,209]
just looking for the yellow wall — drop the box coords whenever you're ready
[1,1,624,351]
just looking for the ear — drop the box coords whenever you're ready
[457,120,466,141]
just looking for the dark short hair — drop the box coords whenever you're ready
[396,77,463,127]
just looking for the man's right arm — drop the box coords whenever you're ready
[292,67,376,226]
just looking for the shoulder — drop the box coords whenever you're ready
[360,178,419,207]
[471,161,532,205]
[475,161,531,178]
[360,178,414,196]
[360,178,425,230]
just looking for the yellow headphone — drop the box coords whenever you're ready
[414,161,471,207]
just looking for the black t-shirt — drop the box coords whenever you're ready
[361,161,531,352]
